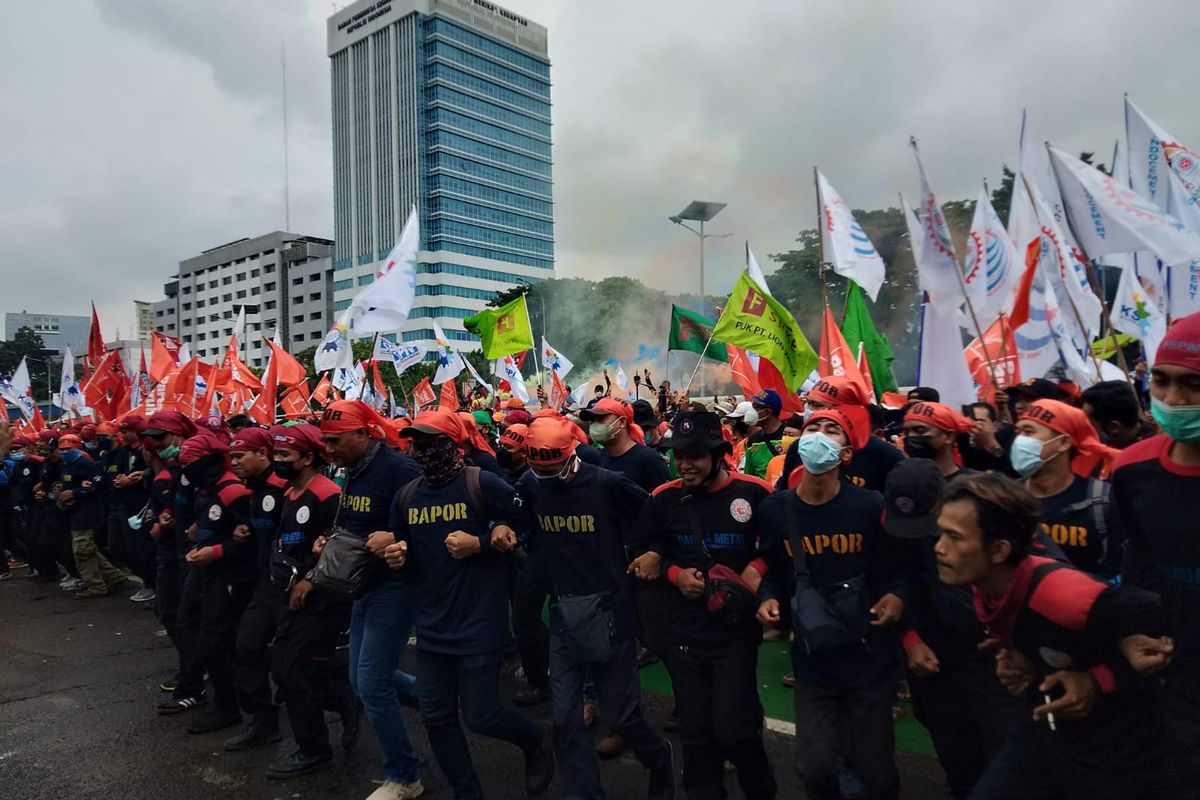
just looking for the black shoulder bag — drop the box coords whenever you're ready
[549,469,617,664]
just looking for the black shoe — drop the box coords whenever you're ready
[159,676,179,693]
[223,711,280,751]
[662,715,681,733]
[513,684,551,707]
[648,739,676,800]
[187,708,242,735]
[265,747,333,780]
[636,644,659,668]
[524,723,556,796]
[340,697,363,752]
[158,692,205,715]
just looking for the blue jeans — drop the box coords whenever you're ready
[416,647,542,799]
[349,579,420,784]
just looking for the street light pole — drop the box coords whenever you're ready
[670,201,729,399]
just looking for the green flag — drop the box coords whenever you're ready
[712,271,817,392]
[840,281,897,398]
[668,305,728,363]
[463,295,534,359]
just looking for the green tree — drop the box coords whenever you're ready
[0,326,56,401]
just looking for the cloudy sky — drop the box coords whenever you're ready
[3,0,1197,337]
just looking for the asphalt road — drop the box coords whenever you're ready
[0,573,949,800]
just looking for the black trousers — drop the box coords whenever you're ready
[235,580,284,715]
[155,553,181,641]
[908,645,1023,799]
[671,635,777,800]
[511,568,551,690]
[174,563,206,697]
[106,512,155,585]
[1162,679,1200,800]
[34,505,75,577]
[18,505,56,577]
[194,573,257,712]
[272,594,355,757]
[792,670,898,800]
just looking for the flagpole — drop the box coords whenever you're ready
[523,291,544,390]
[682,336,714,398]
[1040,149,1134,386]
[814,167,829,313]
[357,333,380,401]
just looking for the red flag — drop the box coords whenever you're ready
[1008,238,1042,330]
[855,343,876,400]
[549,370,568,410]
[87,303,107,375]
[149,331,182,383]
[965,316,1020,404]
[371,362,387,400]
[217,341,263,394]
[247,351,278,425]
[756,358,804,415]
[279,387,311,419]
[512,351,528,370]
[439,380,458,410]
[726,345,762,399]
[412,377,436,409]
[312,374,336,407]
[265,338,307,387]
[81,350,130,421]
[818,304,870,395]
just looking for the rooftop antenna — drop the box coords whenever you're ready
[282,43,291,232]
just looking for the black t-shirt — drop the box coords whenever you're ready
[1036,475,1121,578]
[246,470,290,573]
[467,447,505,477]
[641,473,772,644]
[192,473,254,580]
[758,482,906,685]
[339,443,422,537]
[598,443,672,494]
[576,444,602,465]
[518,464,649,641]
[777,434,904,492]
[390,468,520,656]
[278,474,341,572]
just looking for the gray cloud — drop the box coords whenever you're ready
[3,0,1198,341]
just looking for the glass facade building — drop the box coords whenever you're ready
[327,0,553,353]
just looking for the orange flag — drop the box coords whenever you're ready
[756,358,804,415]
[82,350,130,422]
[87,302,107,376]
[150,331,182,384]
[817,304,870,396]
[312,374,336,407]
[1008,238,1042,331]
[965,316,1020,404]
[246,353,278,425]
[265,338,307,387]
[279,387,311,419]
[855,343,876,400]
[549,370,568,410]
[439,380,458,410]
[412,377,436,409]
[726,345,762,399]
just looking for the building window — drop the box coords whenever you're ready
[182,286,191,295]
[167,323,176,331]
[357,275,373,286]
[224,328,232,336]
[293,296,303,304]
[264,264,275,274]
[263,249,275,256]
[251,287,259,296]
[236,273,246,281]
[197,332,206,341]
[292,277,303,286]
[222,293,232,302]
[309,312,321,321]
[309,293,320,301]
[181,303,192,311]
[264,282,276,292]
[236,290,246,299]
[334,279,353,291]
[334,299,352,312]
[196,299,206,308]
[265,301,276,310]
[250,269,260,278]
[223,277,232,285]
[208,280,218,289]
[309,273,321,282]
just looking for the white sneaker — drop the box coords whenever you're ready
[130,588,156,603]
[60,578,84,592]
[366,779,424,800]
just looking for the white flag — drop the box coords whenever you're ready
[568,381,592,408]
[903,196,961,310]
[463,355,492,396]
[746,246,774,297]
[605,359,629,390]
[1,357,36,421]
[1026,178,1103,342]
[231,306,246,349]
[815,170,886,301]
[1049,146,1200,267]
[431,322,466,385]
[332,365,361,395]
[964,186,1020,322]
[314,309,355,372]
[540,337,574,381]
[1041,279,1099,389]
[917,305,975,410]
[909,143,966,308]
[374,336,426,379]
[350,206,419,333]
[177,343,192,365]
[59,346,81,413]
[495,355,529,403]
[1111,263,1168,365]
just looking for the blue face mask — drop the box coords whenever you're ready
[796,432,845,475]
[60,448,85,465]
[1009,434,1067,478]
[9,452,24,462]
[1151,398,1200,444]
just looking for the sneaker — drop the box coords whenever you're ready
[636,644,659,668]
[662,715,681,733]
[524,723,556,796]
[340,697,364,752]
[265,747,332,780]
[365,779,425,800]
[596,733,626,759]
[7,558,27,569]
[648,739,676,800]
[513,685,550,707]
[0,571,12,581]
[781,673,796,689]
[129,588,156,603]
[160,677,179,693]
[187,708,242,735]
[158,692,206,715]
[60,577,83,592]
[75,588,108,599]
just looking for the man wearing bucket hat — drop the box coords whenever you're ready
[514,416,675,800]
[756,405,907,800]
[635,409,778,800]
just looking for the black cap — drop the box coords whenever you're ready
[882,459,946,539]
[1005,378,1063,401]
[661,410,727,456]
[631,399,658,430]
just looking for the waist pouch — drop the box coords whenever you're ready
[269,549,304,593]
[551,592,616,665]
[705,563,759,627]
[310,528,377,600]
[790,573,870,655]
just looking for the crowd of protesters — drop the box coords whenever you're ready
[2,312,1198,800]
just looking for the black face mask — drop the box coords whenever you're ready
[411,436,465,487]
[903,434,936,460]
[495,447,513,469]
[182,454,227,488]
[273,459,300,481]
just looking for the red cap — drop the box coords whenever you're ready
[502,409,533,427]
[79,425,97,441]
[58,434,83,451]
[268,424,328,459]
[525,417,579,466]
[504,396,526,410]
[807,376,870,407]
[806,406,871,451]
[400,408,469,444]
[179,431,230,465]
[320,400,391,441]
[96,423,118,436]
[1156,312,1200,373]
[144,411,197,438]
[37,430,58,445]
[12,435,34,447]
[904,402,975,435]
[1021,399,1118,479]
[230,428,273,453]
[118,414,147,434]
[579,397,645,444]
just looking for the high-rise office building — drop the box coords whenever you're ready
[327,0,553,353]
